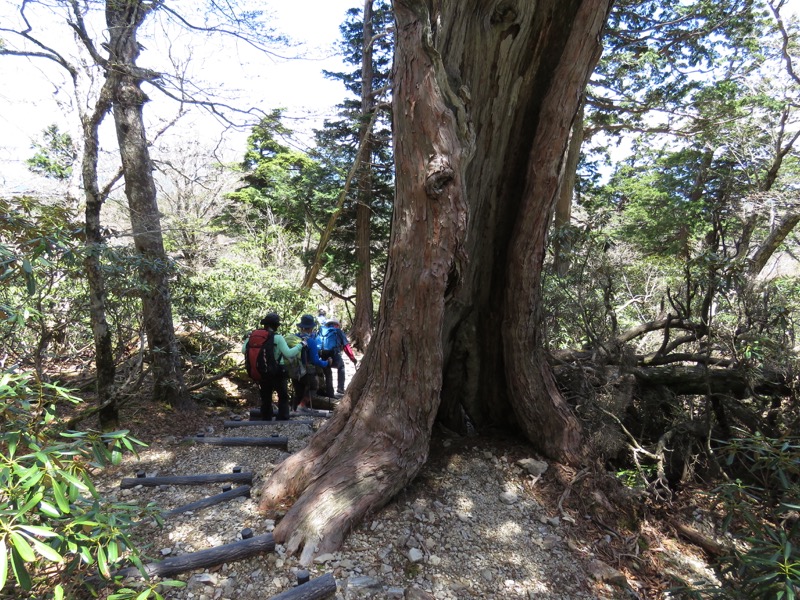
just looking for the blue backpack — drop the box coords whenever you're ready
[322,327,344,352]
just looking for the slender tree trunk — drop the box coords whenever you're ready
[106,1,189,410]
[259,0,611,562]
[552,100,584,277]
[351,0,376,351]
[81,81,119,429]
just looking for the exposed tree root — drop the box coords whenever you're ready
[259,367,436,563]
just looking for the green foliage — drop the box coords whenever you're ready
[0,197,90,369]
[708,432,800,599]
[25,125,76,181]
[172,259,313,338]
[0,370,160,598]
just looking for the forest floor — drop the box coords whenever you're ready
[82,362,729,600]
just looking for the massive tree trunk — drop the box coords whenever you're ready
[106,1,189,410]
[259,0,611,561]
[351,0,376,351]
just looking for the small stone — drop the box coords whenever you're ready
[348,575,381,590]
[500,491,518,505]
[406,588,436,600]
[482,568,493,582]
[387,586,405,598]
[408,548,424,563]
[428,554,441,566]
[517,458,548,477]
[314,553,336,564]
[160,547,172,556]
[588,559,628,586]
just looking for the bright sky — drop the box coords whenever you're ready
[0,0,359,194]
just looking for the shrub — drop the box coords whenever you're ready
[713,432,800,599]
[0,370,171,598]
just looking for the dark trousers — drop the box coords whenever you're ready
[259,372,290,420]
[291,372,317,409]
[320,349,345,395]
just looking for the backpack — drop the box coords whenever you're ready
[322,327,344,352]
[245,329,281,381]
[283,333,308,380]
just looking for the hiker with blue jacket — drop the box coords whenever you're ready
[320,317,357,397]
[294,314,331,409]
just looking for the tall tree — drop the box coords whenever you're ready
[260,0,612,562]
[103,0,188,409]
[303,1,394,342]
[2,3,123,427]
[352,0,378,349]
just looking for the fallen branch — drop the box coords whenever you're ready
[668,519,727,557]
[186,368,237,393]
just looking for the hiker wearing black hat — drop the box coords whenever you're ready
[244,312,304,420]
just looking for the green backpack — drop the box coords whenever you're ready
[283,333,308,380]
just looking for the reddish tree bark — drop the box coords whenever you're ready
[259,0,611,562]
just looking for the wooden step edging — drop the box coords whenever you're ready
[225,419,314,428]
[266,572,337,600]
[250,408,331,420]
[183,435,289,450]
[163,485,251,518]
[113,533,275,580]
[120,472,253,489]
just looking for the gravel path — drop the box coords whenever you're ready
[97,408,635,600]
[93,361,644,600]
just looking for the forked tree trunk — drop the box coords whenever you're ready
[351,0,376,351]
[259,0,611,561]
[106,1,189,410]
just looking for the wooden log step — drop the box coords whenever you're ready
[250,408,331,420]
[163,485,251,518]
[113,533,275,579]
[120,472,253,489]
[267,573,337,600]
[306,396,340,411]
[183,435,289,450]
[224,419,314,427]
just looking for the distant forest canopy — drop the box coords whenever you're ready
[1,0,800,597]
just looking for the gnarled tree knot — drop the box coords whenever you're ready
[425,156,455,198]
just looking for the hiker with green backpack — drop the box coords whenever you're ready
[285,314,331,410]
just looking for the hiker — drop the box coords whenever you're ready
[317,308,328,330]
[244,312,304,421]
[294,313,331,409]
[320,317,357,396]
